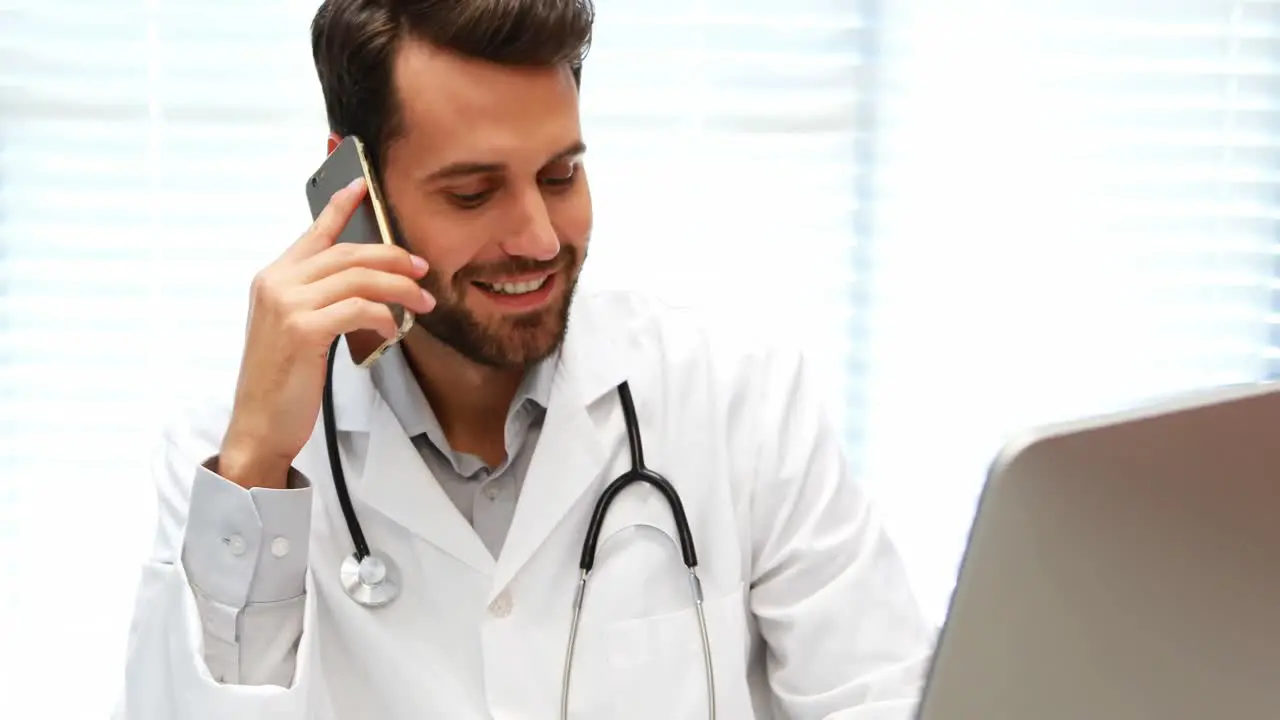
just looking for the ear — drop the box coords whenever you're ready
[326,132,342,155]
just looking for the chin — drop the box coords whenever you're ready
[418,297,568,370]
[420,267,580,369]
[489,306,570,366]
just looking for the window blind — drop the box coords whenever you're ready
[850,0,1280,620]
[0,2,327,714]
[580,0,871,403]
[0,0,870,716]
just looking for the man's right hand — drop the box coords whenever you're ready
[218,177,435,489]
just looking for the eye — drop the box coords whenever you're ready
[539,160,579,189]
[447,190,493,209]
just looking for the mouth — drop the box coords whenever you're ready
[470,272,557,311]
[472,275,550,295]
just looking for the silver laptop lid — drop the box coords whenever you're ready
[917,382,1280,720]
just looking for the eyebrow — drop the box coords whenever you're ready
[423,140,587,183]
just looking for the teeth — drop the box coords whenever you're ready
[480,277,548,295]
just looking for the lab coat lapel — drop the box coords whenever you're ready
[329,345,495,575]
[490,380,606,595]
[490,296,631,597]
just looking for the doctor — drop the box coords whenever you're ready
[116,0,934,718]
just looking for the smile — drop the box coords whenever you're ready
[473,276,549,296]
[470,272,559,311]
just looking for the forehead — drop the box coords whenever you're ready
[389,38,581,166]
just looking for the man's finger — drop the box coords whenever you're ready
[281,177,368,262]
[293,241,426,286]
[302,296,401,343]
[300,266,436,315]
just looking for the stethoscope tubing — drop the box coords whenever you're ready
[558,377,714,719]
[324,337,370,560]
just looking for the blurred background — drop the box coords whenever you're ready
[1,0,1277,716]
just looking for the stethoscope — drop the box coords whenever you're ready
[321,340,717,719]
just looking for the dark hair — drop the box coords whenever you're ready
[311,0,593,170]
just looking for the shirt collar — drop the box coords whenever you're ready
[369,342,557,444]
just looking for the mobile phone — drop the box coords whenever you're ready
[305,136,414,368]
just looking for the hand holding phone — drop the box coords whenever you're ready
[217,158,436,490]
[305,135,414,367]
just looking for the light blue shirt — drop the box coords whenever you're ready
[367,344,555,558]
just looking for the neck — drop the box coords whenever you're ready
[399,329,524,466]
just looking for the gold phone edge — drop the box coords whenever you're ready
[351,136,415,368]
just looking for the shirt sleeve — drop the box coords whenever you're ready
[745,347,936,719]
[181,458,313,686]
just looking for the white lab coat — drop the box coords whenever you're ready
[115,291,934,720]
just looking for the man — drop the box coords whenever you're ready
[116,0,934,718]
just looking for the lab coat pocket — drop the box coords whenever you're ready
[605,582,754,720]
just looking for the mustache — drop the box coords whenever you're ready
[453,247,576,283]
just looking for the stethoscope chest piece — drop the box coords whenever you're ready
[340,552,401,608]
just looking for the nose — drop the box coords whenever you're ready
[499,188,560,261]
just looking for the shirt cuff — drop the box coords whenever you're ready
[182,457,313,616]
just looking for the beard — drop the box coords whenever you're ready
[414,245,583,369]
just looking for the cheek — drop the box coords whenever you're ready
[554,185,593,245]
[381,180,484,277]
[399,213,484,278]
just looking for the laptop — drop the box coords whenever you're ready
[916,381,1280,720]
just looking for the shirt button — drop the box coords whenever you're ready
[488,590,513,618]
[225,534,246,556]
[270,536,290,558]
[484,485,500,501]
